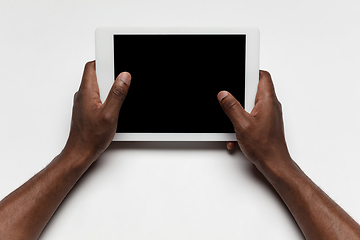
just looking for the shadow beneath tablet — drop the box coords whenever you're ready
[107,141,230,151]
[105,141,241,158]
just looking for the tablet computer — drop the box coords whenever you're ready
[95,27,259,141]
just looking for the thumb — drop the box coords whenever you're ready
[217,91,250,133]
[102,72,132,118]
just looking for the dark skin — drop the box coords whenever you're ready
[219,71,360,239]
[0,61,132,240]
[0,62,360,239]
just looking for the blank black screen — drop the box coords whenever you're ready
[114,34,246,133]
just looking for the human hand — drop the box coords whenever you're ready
[218,71,291,170]
[64,61,131,163]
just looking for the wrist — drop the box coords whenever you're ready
[255,154,303,187]
[62,139,99,167]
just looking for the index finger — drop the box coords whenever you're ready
[79,61,100,96]
[255,70,278,104]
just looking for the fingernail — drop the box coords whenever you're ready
[119,72,131,85]
[217,91,229,102]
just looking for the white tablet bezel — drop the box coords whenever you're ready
[95,27,259,141]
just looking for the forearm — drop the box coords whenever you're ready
[0,148,94,240]
[258,157,360,240]
[0,61,130,240]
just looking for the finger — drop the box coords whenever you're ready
[102,72,131,118]
[217,91,250,132]
[255,70,277,104]
[79,61,100,96]
[226,141,236,150]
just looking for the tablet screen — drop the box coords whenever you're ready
[114,34,246,133]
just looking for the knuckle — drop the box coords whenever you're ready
[222,97,241,112]
[236,119,253,136]
[100,109,118,126]
[242,120,253,132]
[263,89,277,103]
[101,112,114,124]
[267,93,277,102]
[111,84,127,100]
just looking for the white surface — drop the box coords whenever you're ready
[0,0,360,239]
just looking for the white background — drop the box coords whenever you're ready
[1,0,360,239]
